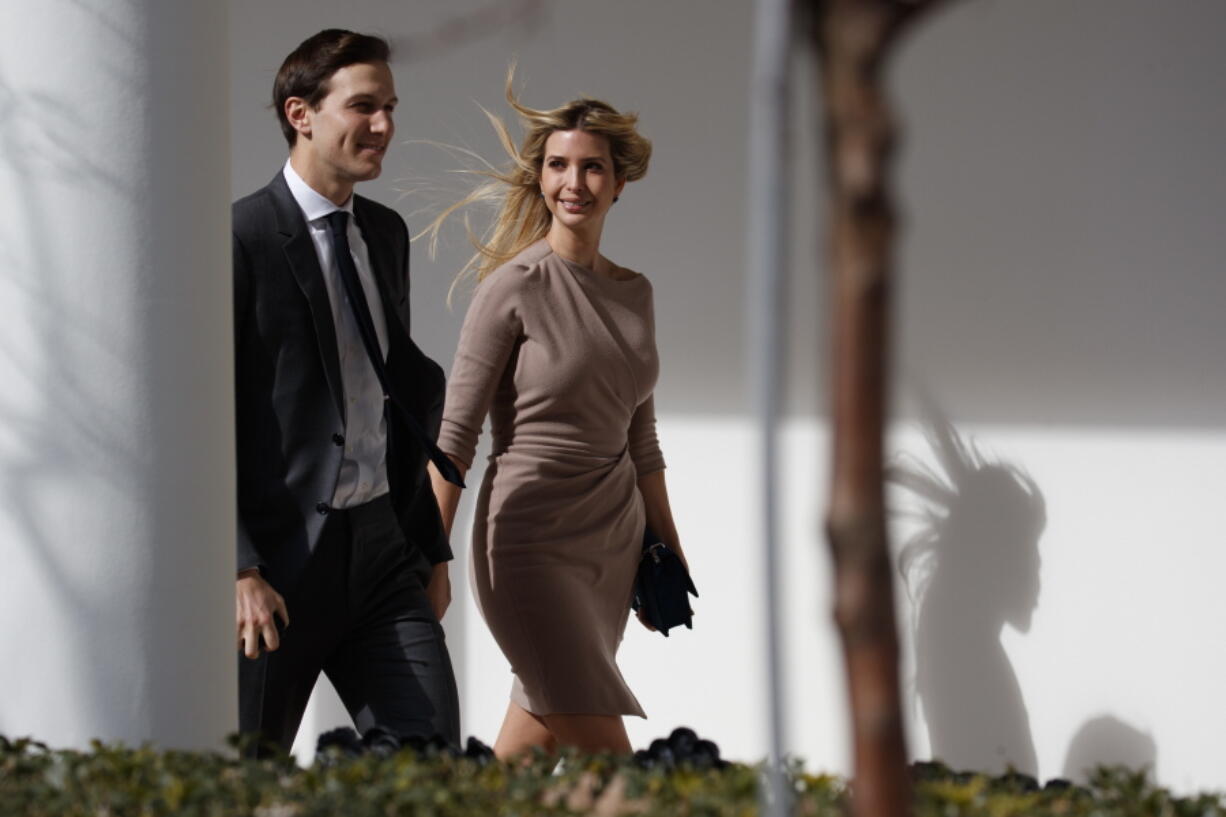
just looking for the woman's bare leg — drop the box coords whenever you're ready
[540,713,632,755]
[494,701,557,759]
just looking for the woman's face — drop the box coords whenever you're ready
[539,129,625,238]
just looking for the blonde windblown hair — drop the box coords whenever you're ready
[423,68,652,293]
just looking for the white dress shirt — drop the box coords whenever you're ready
[282,160,390,508]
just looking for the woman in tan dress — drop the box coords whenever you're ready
[428,79,687,758]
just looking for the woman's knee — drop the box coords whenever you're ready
[540,713,630,754]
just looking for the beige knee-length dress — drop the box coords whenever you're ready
[437,238,665,717]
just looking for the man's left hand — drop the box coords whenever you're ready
[425,562,451,622]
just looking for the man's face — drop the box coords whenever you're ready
[289,61,397,195]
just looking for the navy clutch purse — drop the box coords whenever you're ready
[632,527,698,637]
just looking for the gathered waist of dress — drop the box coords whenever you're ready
[488,432,631,467]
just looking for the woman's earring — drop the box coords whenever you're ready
[613,196,620,203]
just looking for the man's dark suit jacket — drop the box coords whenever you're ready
[232,172,451,592]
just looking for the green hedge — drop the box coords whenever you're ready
[2,735,1222,817]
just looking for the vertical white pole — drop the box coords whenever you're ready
[748,0,793,814]
[0,1,235,749]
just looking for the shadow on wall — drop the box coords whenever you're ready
[889,403,1046,775]
[0,48,154,740]
[1063,715,1157,784]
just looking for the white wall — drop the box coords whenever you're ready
[230,0,1226,791]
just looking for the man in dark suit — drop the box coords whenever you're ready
[232,29,461,753]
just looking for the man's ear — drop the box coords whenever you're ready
[285,97,312,139]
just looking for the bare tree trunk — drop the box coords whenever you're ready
[815,2,949,816]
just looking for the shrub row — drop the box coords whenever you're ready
[1,734,1222,817]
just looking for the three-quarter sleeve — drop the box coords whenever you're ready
[437,268,526,469]
[627,393,666,476]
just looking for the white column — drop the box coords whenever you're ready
[748,1,793,815]
[0,1,234,749]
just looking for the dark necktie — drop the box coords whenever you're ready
[325,210,464,488]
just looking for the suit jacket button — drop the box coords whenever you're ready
[332,433,345,446]
[316,501,330,515]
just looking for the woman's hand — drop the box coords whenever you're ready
[637,470,689,575]
[425,562,452,622]
[429,457,469,540]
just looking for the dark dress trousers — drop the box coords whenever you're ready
[232,172,459,752]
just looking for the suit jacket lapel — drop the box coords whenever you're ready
[267,173,345,417]
[354,196,410,338]
[354,197,443,423]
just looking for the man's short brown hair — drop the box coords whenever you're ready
[272,29,391,147]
